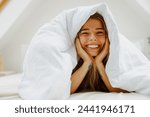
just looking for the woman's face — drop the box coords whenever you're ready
[78,18,107,57]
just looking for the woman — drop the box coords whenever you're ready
[71,13,127,94]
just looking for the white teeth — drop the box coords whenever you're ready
[87,45,99,48]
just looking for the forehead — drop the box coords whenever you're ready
[81,18,104,30]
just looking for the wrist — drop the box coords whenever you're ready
[84,60,92,66]
[84,58,92,64]
[95,60,105,70]
[83,60,92,70]
[95,59,103,65]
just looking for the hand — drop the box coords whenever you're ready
[95,38,110,64]
[75,38,93,63]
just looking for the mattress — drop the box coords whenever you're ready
[0,73,150,100]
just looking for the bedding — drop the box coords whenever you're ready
[0,73,22,100]
[19,3,150,99]
[0,73,150,100]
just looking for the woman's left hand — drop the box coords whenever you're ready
[95,38,110,64]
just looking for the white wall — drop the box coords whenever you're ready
[1,0,150,72]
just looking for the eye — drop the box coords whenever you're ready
[80,32,89,35]
[97,31,105,36]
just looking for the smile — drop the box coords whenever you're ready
[86,44,99,48]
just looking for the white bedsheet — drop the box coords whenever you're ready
[69,92,150,100]
[0,73,150,100]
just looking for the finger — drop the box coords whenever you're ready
[76,38,82,51]
[99,38,109,58]
[104,38,110,52]
[76,38,87,56]
[106,38,110,51]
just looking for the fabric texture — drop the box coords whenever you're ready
[19,3,150,99]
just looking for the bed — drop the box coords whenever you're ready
[0,73,150,100]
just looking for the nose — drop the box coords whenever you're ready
[89,34,96,41]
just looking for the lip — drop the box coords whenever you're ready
[85,43,101,49]
[84,44,100,53]
[86,44,99,48]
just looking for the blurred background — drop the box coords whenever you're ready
[0,0,150,72]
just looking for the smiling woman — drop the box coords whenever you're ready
[71,13,127,94]
[0,0,9,11]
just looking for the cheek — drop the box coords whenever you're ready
[98,38,106,46]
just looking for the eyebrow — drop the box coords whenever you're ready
[96,28,104,30]
[80,28,104,31]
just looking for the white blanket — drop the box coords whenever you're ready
[1,73,150,100]
[0,73,149,100]
[19,3,150,99]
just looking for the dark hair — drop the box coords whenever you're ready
[72,13,109,93]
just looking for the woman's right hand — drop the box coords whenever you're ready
[75,38,93,64]
[71,38,93,94]
[95,38,110,65]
